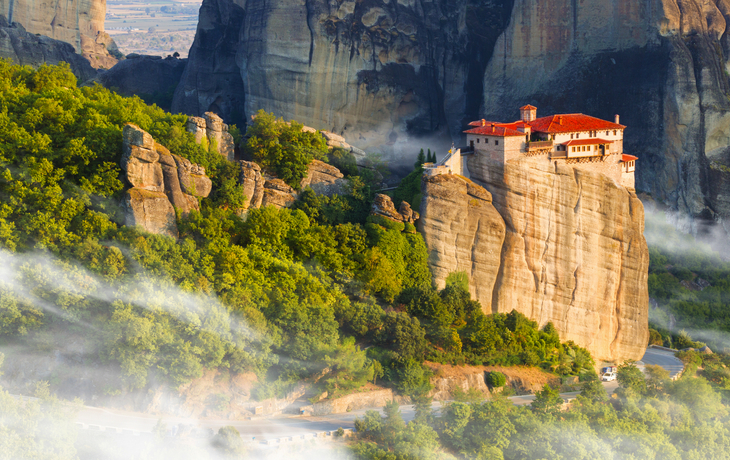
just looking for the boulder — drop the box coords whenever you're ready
[261,179,297,209]
[123,189,178,238]
[300,159,347,196]
[185,112,236,162]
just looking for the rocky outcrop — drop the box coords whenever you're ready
[121,124,212,237]
[186,112,235,162]
[419,159,650,363]
[418,175,505,311]
[98,56,187,111]
[238,159,349,211]
[0,0,117,68]
[0,17,96,80]
[371,194,419,224]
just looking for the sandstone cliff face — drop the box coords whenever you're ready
[186,112,236,162]
[420,161,650,363]
[480,0,730,237]
[172,0,512,156]
[0,0,117,68]
[121,124,212,237]
[175,0,730,240]
[0,17,95,80]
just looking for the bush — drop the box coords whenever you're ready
[486,371,507,388]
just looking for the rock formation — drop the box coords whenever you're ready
[172,0,509,157]
[173,0,730,241]
[98,55,187,111]
[419,159,650,363]
[121,124,212,237]
[186,112,236,162]
[0,0,118,68]
[418,175,505,312]
[0,17,96,81]
[238,159,349,211]
[370,194,419,224]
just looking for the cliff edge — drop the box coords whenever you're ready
[420,160,649,363]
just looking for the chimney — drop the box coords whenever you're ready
[558,116,563,124]
[481,119,486,126]
[615,114,620,124]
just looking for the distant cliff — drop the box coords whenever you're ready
[173,0,730,239]
[0,0,117,68]
[419,160,650,363]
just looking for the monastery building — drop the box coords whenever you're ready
[426,105,637,188]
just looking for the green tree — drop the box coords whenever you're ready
[530,384,562,416]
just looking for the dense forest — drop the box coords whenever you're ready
[3,61,730,459]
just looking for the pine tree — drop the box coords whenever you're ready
[415,148,426,168]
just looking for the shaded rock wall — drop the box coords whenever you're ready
[420,160,650,363]
[172,0,513,157]
[0,0,117,68]
[121,124,212,238]
[0,17,96,80]
[98,55,187,111]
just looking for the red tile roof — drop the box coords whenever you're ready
[563,138,614,146]
[528,114,625,133]
[622,154,638,162]
[520,104,537,110]
[464,124,526,137]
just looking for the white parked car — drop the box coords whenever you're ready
[601,372,617,382]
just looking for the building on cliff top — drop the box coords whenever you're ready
[426,105,637,188]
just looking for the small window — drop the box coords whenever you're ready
[606,131,609,136]
[477,138,480,143]
[571,133,574,139]
[572,147,575,152]
[495,140,499,146]
[613,130,617,135]
[576,133,580,138]
[485,138,489,144]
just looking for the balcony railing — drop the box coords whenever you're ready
[527,140,553,151]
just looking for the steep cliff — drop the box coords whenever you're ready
[0,0,118,68]
[0,17,96,80]
[99,56,187,111]
[174,0,730,239]
[480,0,730,237]
[172,0,513,156]
[419,160,650,363]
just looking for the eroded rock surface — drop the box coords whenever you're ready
[420,160,649,363]
[186,112,235,162]
[418,175,505,312]
[0,17,96,80]
[121,124,212,237]
[371,193,419,224]
[0,0,118,68]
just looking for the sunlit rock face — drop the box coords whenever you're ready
[0,16,96,80]
[420,159,650,363]
[480,0,730,236]
[121,124,213,238]
[175,0,730,236]
[0,0,118,68]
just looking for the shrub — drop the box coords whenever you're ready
[486,371,507,388]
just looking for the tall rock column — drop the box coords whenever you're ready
[468,156,649,362]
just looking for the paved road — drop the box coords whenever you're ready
[638,346,685,379]
[13,347,683,442]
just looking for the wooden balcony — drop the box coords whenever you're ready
[527,140,553,152]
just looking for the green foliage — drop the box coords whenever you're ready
[486,371,506,388]
[391,166,423,211]
[616,361,646,398]
[244,110,328,188]
[530,384,562,415]
[211,426,245,456]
